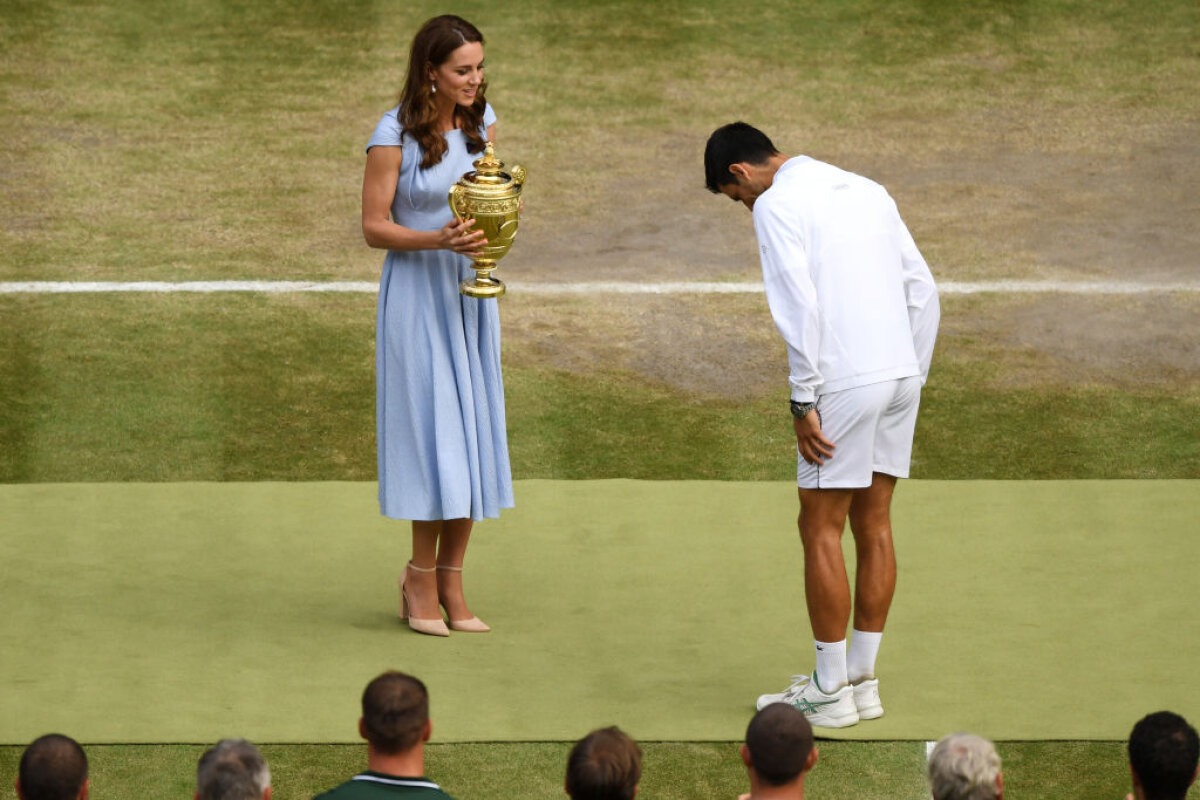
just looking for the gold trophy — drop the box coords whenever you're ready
[449,142,526,298]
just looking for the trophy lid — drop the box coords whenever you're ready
[464,142,513,187]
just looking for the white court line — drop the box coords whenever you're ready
[0,281,380,294]
[0,279,1197,295]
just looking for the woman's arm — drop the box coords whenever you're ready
[361,146,484,255]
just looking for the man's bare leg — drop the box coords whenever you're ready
[849,472,898,632]
[847,472,898,688]
[798,487,855,640]
[798,486,854,690]
[752,486,865,724]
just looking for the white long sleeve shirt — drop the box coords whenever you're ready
[752,156,940,403]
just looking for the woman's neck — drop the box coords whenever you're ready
[434,95,457,133]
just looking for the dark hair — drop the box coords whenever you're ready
[18,734,88,800]
[1129,711,1200,800]
[565,726,643,800]
[704,122,780,193]
[745,704,813,787]
[362,671,429,754]
[399,15,489,169]
[196,738,270,800]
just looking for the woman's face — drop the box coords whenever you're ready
[430,41,484,107]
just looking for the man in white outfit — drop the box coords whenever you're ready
[704,122,940,728]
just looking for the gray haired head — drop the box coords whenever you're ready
[928,733,1002,800]
[196,738,271,800]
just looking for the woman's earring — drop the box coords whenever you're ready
[431,81,437,94]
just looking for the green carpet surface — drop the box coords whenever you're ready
[2,480,1196,744]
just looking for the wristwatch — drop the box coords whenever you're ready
[789,400,816,419]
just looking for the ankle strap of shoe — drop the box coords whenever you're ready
[407,562,436,574]
[436,564,463,572]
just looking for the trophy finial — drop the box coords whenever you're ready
[474,141,502,176]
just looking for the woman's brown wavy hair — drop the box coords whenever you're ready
[398,15,489,169]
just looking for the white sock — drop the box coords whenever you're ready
[847,629,883,684]
[814,639,848,692]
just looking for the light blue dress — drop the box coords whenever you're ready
[366,104,513,521]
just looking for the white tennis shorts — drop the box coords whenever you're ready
[798,376,923,489]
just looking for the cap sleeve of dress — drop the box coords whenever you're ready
[483,102,497,130]
[366,106,403,153]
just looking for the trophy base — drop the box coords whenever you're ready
[460,276,506,298]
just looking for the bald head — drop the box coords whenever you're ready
[17,734,88,800]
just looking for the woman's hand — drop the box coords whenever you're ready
[439,217,487,258]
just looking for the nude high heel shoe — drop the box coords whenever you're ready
[437,564,491,633]
[399,562,449,637]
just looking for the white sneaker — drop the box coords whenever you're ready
[852,678,884,720]
[755,674,860,728]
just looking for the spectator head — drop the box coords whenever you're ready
[565,726,642,800]
[358,671,432,756]
[1128,711,1200,800]
[740,703,817,789]
[195,738,271,800]
[927,733,1003,800]
[16,734,89,800]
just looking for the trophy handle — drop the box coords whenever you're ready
[510,165,526,189]
[448,184,468,222]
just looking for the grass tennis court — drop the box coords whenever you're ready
[2,479,1197,745]
[2,0,1198,798]
[3,479,1196,798]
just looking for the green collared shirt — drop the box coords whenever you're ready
[314,771,456,800]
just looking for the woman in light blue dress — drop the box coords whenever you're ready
[361,15,513,637]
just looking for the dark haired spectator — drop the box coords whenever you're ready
[927,733,1002,800]
[16,734,89,800]
[565,726,642,800]
[738,704,817,799]
[1128,711,1199,800]
[196,738,271,800]
[315,671,454,799]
